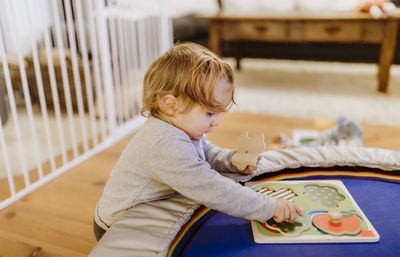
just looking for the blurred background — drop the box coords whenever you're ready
[0,1,399,256]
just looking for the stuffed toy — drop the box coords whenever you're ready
[359,0,397,18]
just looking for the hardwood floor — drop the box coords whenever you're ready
[0,112,399,257]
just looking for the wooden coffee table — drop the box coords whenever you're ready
[199,11,400,93]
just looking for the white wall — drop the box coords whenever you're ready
[0,0,52,54]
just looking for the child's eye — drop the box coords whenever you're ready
[207,112,216,116]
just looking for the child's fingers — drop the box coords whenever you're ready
[273,214,284,223]
[273,199,284,223]
[273,199,302,224]
[243,165,255,174]
[295,205,303,216]
[243,156,261,174]
[273,210,283,222]
[282,201,295,223]
[288,202,297,223]
[284,204,290,221]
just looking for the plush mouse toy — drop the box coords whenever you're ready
[359,0,396,18]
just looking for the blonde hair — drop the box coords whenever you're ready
[141,42,235,120]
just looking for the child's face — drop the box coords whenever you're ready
[172,78,233,140]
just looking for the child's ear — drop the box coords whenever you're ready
[160,94,177,115]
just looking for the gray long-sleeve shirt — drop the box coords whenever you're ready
[95,117,276,229]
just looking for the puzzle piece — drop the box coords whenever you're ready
[248,180,380,243]
[312,211,362,236]
[303,184,345,208]
[264,214,311,238]
[256,187,297,202]
[231,132,265,171]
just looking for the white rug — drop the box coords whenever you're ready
[2,59,400,180]
[228,58,400,126]
[0,109,102,179]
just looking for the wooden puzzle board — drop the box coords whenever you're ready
[246,180,379,244]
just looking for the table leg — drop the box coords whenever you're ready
[234,41,242,70]
[209,21,221,56]
[378,21,398,93]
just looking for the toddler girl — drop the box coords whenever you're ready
[93,42,302,241]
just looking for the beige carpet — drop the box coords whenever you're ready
[228,58,400,126]
[2,59,400,179]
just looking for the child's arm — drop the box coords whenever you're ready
[152,136,277,222]
[202,133,264,175]
[201,136,242,173]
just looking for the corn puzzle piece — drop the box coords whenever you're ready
[231,132,265,171]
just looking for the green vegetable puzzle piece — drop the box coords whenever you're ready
[265,215,311,237]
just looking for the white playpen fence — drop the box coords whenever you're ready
[0,0,171,210]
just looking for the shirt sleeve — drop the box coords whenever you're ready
[201,136,241,173]
[150,136,276,222]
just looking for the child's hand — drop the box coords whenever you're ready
[273,198,303,223]
[241,156,261,175]
[242,165,256,175]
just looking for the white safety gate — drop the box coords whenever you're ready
[0,0,172,210]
